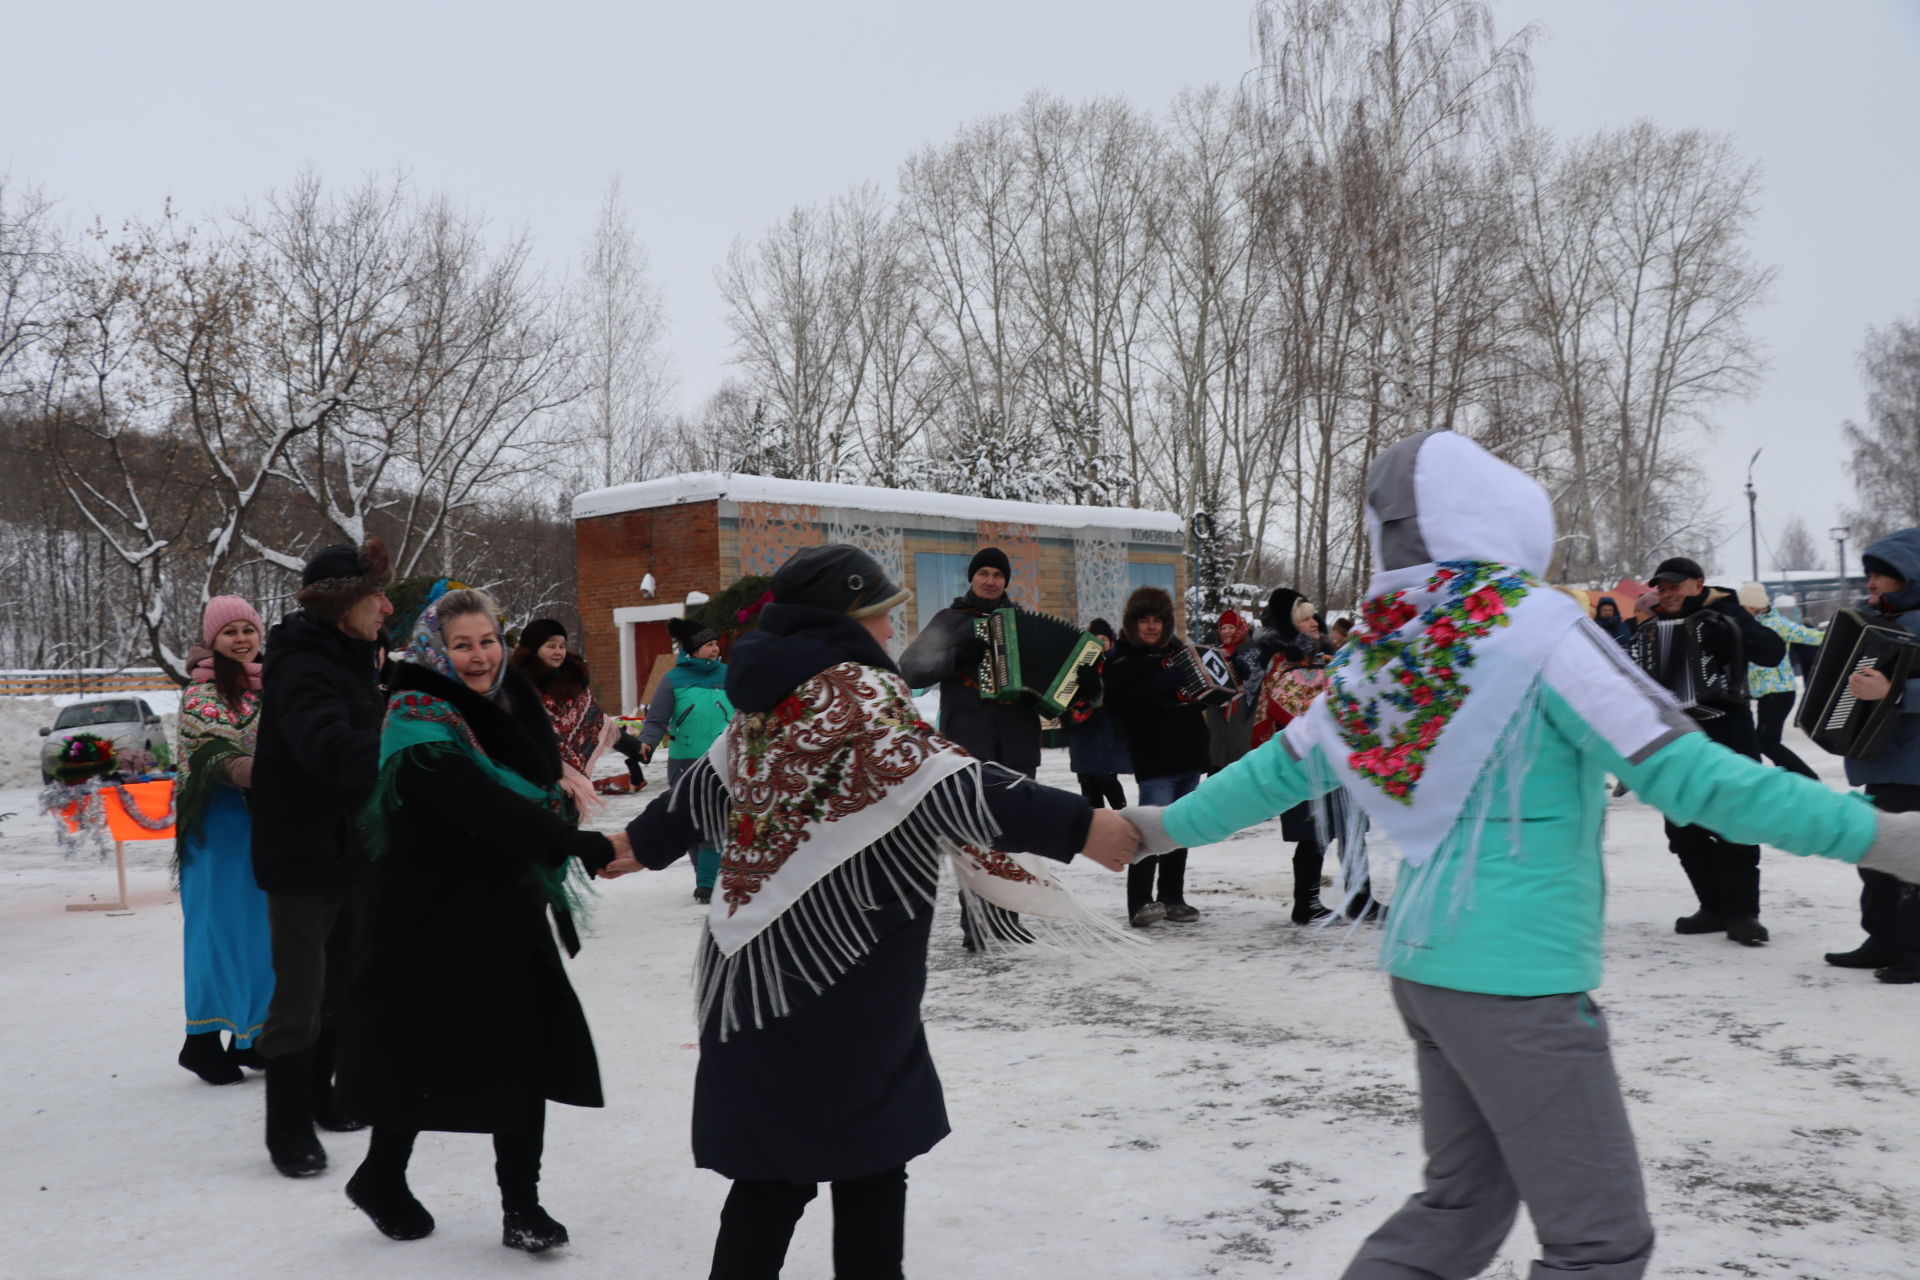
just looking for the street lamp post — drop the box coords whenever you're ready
[1745,449,1762,583]
[1831,525,1851,608]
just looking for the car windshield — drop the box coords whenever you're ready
[52,700,139,730]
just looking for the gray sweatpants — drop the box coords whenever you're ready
[1342,978,1655,1280]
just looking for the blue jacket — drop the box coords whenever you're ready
[1846,528,1920,786]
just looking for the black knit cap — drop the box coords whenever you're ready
[667,615,720,652]
[773,544,911,618]
[520,618,567,651]
[967,546,1012,581]
[1088,617,1115,639]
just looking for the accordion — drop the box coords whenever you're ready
[973,608,1105,717]
[1165,641,1241,708]
[1629,611,1746,718]
[1796,608,1920,760]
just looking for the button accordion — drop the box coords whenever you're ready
[1795,607,1920,760]
[973,608,1106,717]
[1628,611,1746,718]
[1165,640,1241,708]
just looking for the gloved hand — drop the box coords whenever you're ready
[957,635,989,674]
[1124,806,1181,857]
[1073,662,1102,699]
[220,756,254,789]
[1154,661,1187,696]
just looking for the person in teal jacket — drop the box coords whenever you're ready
[639,616,736,903]
[1126,430,1920,1280]
[1738,580,1824,778]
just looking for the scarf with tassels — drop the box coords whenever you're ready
[676,660,1125,1039]
[1299,559,1584,869]
[367,687,594,920]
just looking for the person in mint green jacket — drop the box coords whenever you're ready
[639,616,735,903]
[1737,580,1824,778]
[1126,430,1920,1280]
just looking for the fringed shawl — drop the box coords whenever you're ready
[173,683,259,866]
[672,660,1122,1039]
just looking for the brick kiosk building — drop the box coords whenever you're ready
[572,472,1187,714]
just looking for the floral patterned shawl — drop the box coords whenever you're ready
[174,683,259,853]
[674,660,1124,1038]
[1283,432,1586,869]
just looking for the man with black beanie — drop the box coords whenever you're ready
[901,546,1041,945]
[251,538,394,1176]
[1633,555,1786,945]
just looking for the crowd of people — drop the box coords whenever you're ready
[151,428,1920,1278]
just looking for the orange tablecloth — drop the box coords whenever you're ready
[59,779,176,841]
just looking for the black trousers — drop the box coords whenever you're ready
[1862,784,1920,960]
[259,884,370,1059]
[1076,773,1127,809]
[1664,818,1761,919]
[709,1165,908,1280]
[1127,850,1189,915]
[1753,691,1817,778]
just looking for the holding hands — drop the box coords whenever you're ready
[597,829,644,879]
[1080,809,1141,871]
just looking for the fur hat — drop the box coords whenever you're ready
[772,544,912,619]
[1736,582,1770,610]
[667,615,720,653]
[1122,585,1175,643]
[520,618,568,651]
[200,595,263,647]
[296,537,393,621]
[967,547,1012,581]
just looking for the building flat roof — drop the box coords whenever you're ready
[571,472,1187,534]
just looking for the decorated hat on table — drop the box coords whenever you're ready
[52,733,118,784]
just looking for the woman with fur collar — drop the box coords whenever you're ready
[336,589,619,1255]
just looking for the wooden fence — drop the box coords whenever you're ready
[0,669,178,698]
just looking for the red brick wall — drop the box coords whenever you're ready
[574,500,721,709]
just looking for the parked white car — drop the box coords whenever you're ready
[38,698,170,783]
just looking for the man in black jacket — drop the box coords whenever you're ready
[900,547,1042,946]
[252,538,394,1177]
[1637,555,1787,946]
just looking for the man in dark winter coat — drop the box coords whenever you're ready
[251,537,394,1177]
[1103,585,1213,926]
[1825,528,1920,984]
[1635,555,1786,946]
[900,546,1042,944]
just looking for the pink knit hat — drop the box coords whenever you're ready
[201,595,264,647]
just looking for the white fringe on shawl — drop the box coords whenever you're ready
[667,692,1135,1040]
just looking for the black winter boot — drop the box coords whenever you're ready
[179,1031,243,1085]
[228,1035,267,1072]
[497,1099,566,1252]
[1291,843,1331,924]
[264,1051,327,1177]
[1826,940,1901,969]
[1675,910,1727,935]
[346,1128,434,1241]
[1874,955,1920,984]
[310,1030,367,1132]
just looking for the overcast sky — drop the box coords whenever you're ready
[8,0,1917,578]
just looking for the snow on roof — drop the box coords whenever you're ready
[571,472,1187,534]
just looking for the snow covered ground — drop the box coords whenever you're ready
[2,732,1916,1279]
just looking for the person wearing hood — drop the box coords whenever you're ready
[1635,556,1787,945]
[1823,531,1920,985]
[1242,587,1374,924]
[1736,582,1822,780]
[1591,596,1634,649]
[251,538,393,1177]
[611,544,1137,1280]
[1102,585,1213,926]
[335,589,619,1253]
[899,545,1042,945]
[510,619,611,782]
[1204,609,1259,772]
[636,615,736,903]
[1123,430,1920,1279]
[173,595,275,1085]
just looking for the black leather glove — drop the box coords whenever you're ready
[1073,662,1102,698]
[957,635,989,673]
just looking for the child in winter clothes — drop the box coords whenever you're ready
[1127,430,1920,1279]
[1103,585,1213,926]
[1736,581,1823,778]
[1823,530,1920,984]
[637,615,736,902]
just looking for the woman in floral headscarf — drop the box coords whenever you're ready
[173,596,275,1085]
[335,589,620,1255]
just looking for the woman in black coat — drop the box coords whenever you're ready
[336,589,618,1253]
[1102,585,1214,927]
[613,544,1135,1280]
